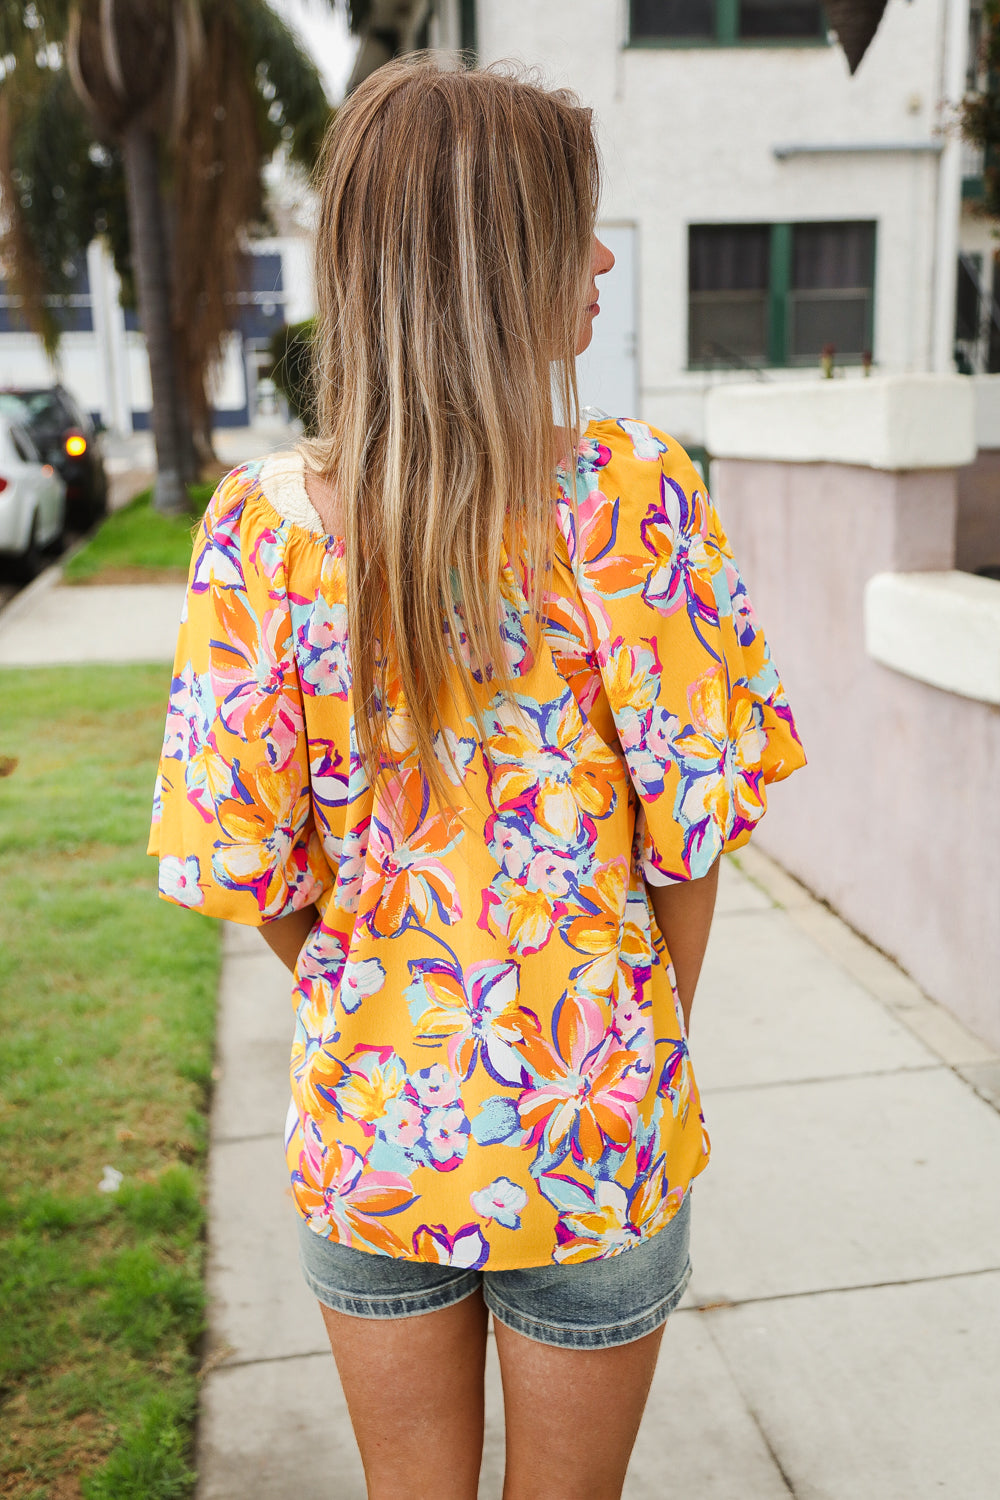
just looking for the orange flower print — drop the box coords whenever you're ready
[292,1122,416,1255]
[670,667,767,870]
[210,592,304,772]
[515,992,647,1167]
[541,1157,686,1263]
[484,690,620,843]
[358,769,464,936]
[212,761,326,917]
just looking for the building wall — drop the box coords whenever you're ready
[710,453,1000,1048]
[0,236,314,436]
[476,0,960,446]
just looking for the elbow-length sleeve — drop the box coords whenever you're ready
[147,467,333,923]
[573,422,806,884]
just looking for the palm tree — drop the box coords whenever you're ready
[0,0,331,512]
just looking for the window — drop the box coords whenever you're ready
[460,0,478,55]
[689,225,770,366]
[230,252,286,340]
[688,221,876,368]
[630,0,825,44]
[10,425,40,465]
[788,222,875,361]
[0,263,93,334]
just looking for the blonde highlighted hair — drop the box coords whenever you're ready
[305,55,599,793]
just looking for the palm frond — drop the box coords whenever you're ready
[0,63,128,353]
[230,0,332,168]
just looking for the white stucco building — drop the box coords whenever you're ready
[430,0,991,453]
[0,232,314,433]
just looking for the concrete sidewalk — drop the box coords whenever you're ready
[4,564,999,1497]
[199,852,1000,1500]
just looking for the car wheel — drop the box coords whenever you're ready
[16,513,44,583]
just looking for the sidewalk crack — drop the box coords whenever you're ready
[687,1263,1000,1312]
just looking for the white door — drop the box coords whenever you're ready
[575,224,637,420]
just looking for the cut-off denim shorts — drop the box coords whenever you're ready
[297,1188,692,1350]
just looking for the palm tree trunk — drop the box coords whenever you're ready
[120,121,189,514]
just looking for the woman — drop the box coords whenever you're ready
[149,57,804,1500]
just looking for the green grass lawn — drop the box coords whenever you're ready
[0,665,221,1499]
[63,484,215,585]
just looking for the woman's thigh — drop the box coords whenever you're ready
[318,1292,490,1500]
[493,1317,667,1500]
[484,1193,693,1499]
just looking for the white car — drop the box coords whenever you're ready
[0,413,66,578]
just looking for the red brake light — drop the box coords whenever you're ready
[65,433,87,457]
[0,477,7,493]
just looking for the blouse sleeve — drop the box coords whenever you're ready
[147,466,333,923]
[581,422,806,884]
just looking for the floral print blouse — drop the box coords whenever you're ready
[149,417,805,1270]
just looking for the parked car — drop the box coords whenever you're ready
[0,414,66,579]
[0,384,108,528]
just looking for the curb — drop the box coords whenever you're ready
[733,844,1000,1111]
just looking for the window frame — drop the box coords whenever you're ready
[686,220,877,371]
[628,0,829,49]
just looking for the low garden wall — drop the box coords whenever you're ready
[705,376,1000,1050]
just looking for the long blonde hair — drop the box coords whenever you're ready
[305,56,599,794]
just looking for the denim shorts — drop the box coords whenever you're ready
[297,1189,692,1350]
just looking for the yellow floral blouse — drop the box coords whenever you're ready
[149,418,805,1270]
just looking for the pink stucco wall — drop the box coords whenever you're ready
[957,449,1000,575]
[712,459,1000,1050]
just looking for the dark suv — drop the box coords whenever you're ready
[0,385,108,528]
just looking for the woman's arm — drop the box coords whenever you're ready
[258,904,319,973]
[646,857,721,1034]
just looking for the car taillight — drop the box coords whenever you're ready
[0,477,7,492]
[65,433,87,457]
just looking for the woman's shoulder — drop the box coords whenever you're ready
[202,449,330,541]
[577,414,702,487]
[565,415,711,544]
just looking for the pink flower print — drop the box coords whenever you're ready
[411,1222,490,1269]
[423,1106,470,1169]
[412,1064,459,1110]
[525,848,575,898]
[470,1176,528,1230]
[611,984,653,1059]
[382,1096,424,1151]
[335,815,371,915]
[293,1126,416,1256]
[158,854,203,908]
[299,596,351,698]
[359,770,464,936]
[487,823,534,879]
